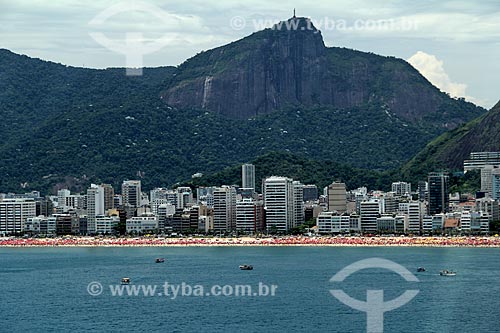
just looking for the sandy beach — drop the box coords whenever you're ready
[1,236,500,247]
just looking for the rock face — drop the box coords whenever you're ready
[161,17,481,127]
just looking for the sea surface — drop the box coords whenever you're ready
[1,246,499,332]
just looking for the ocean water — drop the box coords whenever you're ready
[1,246,500,332]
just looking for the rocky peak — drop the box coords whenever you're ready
[161,17,484,123]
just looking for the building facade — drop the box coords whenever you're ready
[264,177,294,233]
[328,182,347,213]
[0,198,36,235]
[242,163,256,191]
[427,172,449,215]
[122,180,142,209]
[212,186,237,232]
[359,200,381,233]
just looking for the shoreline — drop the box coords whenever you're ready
[1,236,500,248]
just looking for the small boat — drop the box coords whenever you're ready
[417,267,426,272]
[440,270,456,276]
[155,258,165,263]
[239,265,253,270]
[121,277,131,284]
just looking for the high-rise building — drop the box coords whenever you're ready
[391,182,411,196]
[359,200,381,233]
[264,176,293,233]
[212,186,237,232]
[57,189,71,213]
[408,201,422,233]
[242,163,256,191]
[122,180,142,209]
[263,176,303,232]
[86,184,105,234]
[236,198,262,233]
[303,185,319,202]
[101,184,115,210]
[398,201,422,233]
[177,187,193,209]
[427,172,449,215]
[0,198,36,235]
[418,181,428,202]
[480,165,500,194]
[492,168,500,200]
[328,182,347,213]
[293,181,305,226]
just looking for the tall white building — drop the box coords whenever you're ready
[122,180,142,208]
[87,184,105,234]
[213,186,237,232]
[263,176,303,232]
[242,163,256,190]
[399,201,422,233]
[0,199,36,235]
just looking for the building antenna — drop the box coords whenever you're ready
[293,8,296,18]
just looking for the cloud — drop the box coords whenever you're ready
[407,51,492,107]
[407,51,477,101]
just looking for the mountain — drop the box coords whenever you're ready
[0,17,485,193]
[401,100,500,181]
[162,16,481,127]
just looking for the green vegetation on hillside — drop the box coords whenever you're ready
[0,46,487,194]
[188,151,393,191]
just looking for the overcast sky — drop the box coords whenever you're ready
[1,0,498,108]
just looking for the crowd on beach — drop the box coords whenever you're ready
[1,235,500,247]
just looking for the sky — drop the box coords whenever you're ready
[0,0,498,108]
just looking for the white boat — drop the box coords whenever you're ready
[121,277,131,284]
[239,265,253,270]
[440,270,456,276]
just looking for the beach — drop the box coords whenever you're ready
[1,235,500,247]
